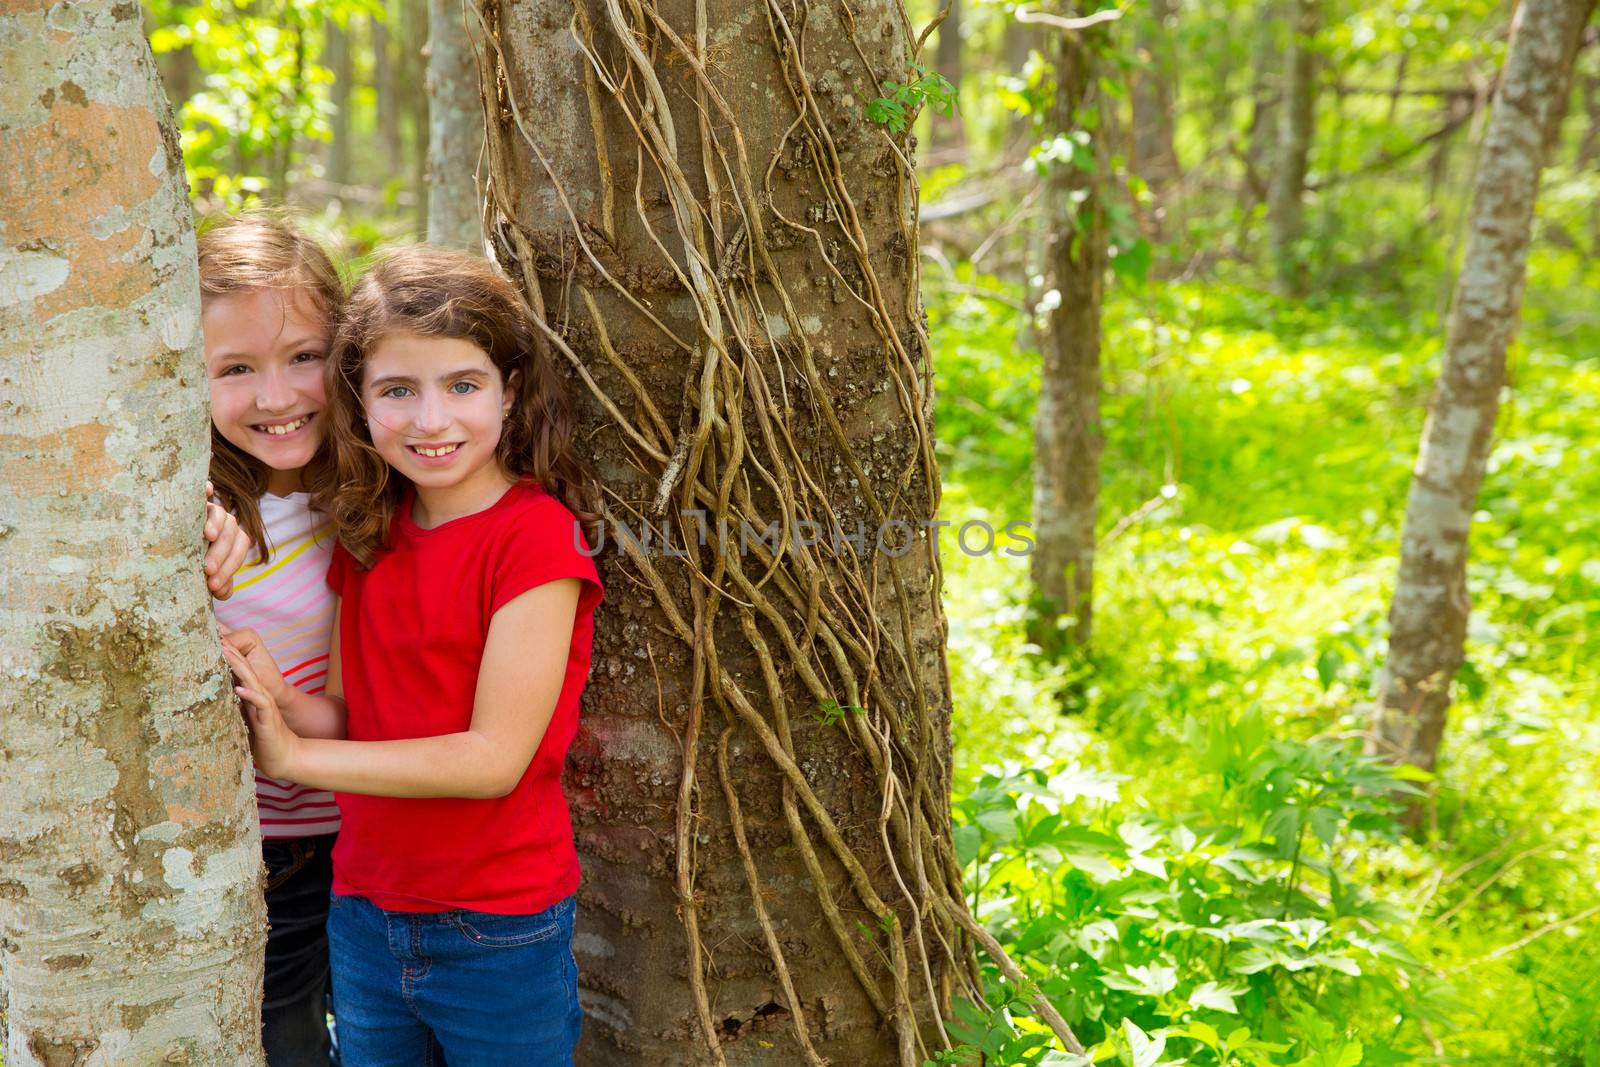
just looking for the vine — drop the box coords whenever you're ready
[471,0,1082,1061]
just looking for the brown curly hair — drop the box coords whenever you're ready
[319,246,596,567]
[198,212,344,563]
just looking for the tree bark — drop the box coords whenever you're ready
[928,0,967,162]
[1030,26,1105,651]
[372,13,403,172]
[1372,0,1597,778]
[471,0,1076,1061]
[0,4,267,1064]
[326,17,354,187]
[426,0,485,250]
[1242,0,1281,204]
[1130,0,1180,234]
[399,0,432,235]
[1268,0,1318,295]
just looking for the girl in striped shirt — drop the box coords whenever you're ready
[198,214,344,1067]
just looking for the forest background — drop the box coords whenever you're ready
[127,0,1600,1062]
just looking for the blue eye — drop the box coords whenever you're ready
[382,385,413,399]
[449,381,478,395]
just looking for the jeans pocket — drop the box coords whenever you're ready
[451,904,566,949]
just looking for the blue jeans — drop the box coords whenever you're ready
[326,893,581,1067]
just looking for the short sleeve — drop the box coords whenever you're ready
[327,539,356,597]
[488,495,604,619]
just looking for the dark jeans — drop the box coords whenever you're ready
[327,893,582,1067]
[263,833,338,1067]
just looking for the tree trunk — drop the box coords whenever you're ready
[1371,0,1596,780]
[1030,26,1105,651]
[1003,18,1040,158]
[1268,0,1318,295]
[1242,0,1281,205]
[1130,0,1180,236]
[928,0,967,162]
[400,0,432,235]
[326,17,354,187]
[0,5,267,1064]
[426,0,485,250]
[324,17,353,185]
[372,12,403,172]
[474,0,1082,1062]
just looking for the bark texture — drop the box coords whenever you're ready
[1130,0,1180,232]
[426,0,485,250]
[326,18,353,187]
[929,0,966,161]
[1030,28,1105,650]
[0,3,267,1064]
[1372,0,1597,775]
[1268,0,1318,294]
[471,0,1070,1060]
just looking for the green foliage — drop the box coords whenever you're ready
[867,64,959,135]
[932,270,1600,1064]
[144,0,382,207]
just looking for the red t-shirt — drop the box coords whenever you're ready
[325,481,602,914]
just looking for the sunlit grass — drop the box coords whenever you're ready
[934,269,1600,1062]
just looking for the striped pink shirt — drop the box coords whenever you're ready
[215,492,341,839]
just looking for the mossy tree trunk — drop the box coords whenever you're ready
[1030,25,1106,652]
[0,3,267,1064]
[1371,0,1596,785]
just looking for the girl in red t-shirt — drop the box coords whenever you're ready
[221,246,602,1066]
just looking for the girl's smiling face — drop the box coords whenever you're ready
[361,331,516,517]
[204,287,330,494]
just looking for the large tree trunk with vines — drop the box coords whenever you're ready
[0,4,266,1063]
[1267,0,1318,294]
[426,0,485,250]
[1371,0,1596,782]
[1030,27,1105,651]
[475,0,1081,1062]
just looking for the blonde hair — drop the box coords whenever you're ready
[198,213,345,561]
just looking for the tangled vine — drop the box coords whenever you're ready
[469,0,1082,1060]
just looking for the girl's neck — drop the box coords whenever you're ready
[265,467,305,497]
[410,465,518,529]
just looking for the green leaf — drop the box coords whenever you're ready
[1188,980,1248,1014]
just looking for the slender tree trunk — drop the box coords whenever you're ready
[372,12,402,172]
[1268,0,1319,294]
[0,4,267,1063]
[400,0,432,235]
[1371,0,1597,781]
[426,0,485,250]
[326,17,354,187]
[1130,0,1181,237]
[1003,18,1040,157]
[1242,0,1281,205]
[475,0,1082,1062]
[1030,26,1105,651]
[929,0,967,161]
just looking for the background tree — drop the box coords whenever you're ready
[425,0,485,250]
[0,3,265,1063]
[1030,18,1111,650]
[473,0,1079,1062]
[1268,0,1319,294]
[1370,0,1597,779]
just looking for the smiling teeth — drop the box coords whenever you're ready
[258,417,308,436]
[415,444,459,457]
